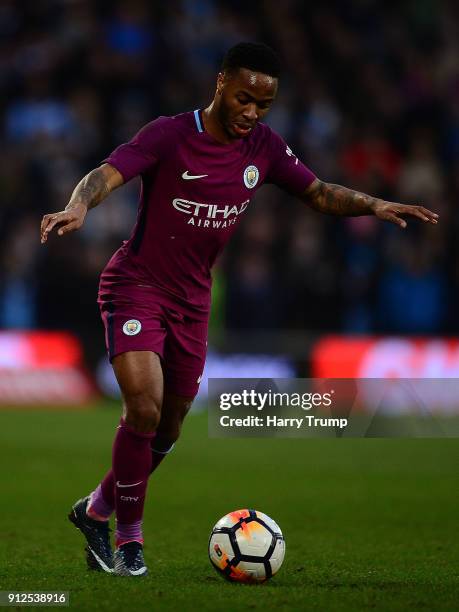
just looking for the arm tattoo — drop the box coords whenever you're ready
[306,181,379,216]
[66,167,111,212]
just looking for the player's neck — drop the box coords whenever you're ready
[202,103,234,145]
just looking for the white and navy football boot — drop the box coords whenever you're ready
[68,497,114,573]
[114,542,148,577]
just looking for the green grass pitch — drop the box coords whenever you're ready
[0,403,458,611]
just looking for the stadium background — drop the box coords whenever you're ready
[2,0,459,349]
[1,2,458,610]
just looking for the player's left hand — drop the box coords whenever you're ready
[373,201,439,229]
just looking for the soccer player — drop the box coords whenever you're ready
[40,43,438,577]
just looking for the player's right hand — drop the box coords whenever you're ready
[40,203,88,244]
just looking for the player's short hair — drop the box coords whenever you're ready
[221,42,281,79]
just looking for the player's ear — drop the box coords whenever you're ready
[217,72,225,95]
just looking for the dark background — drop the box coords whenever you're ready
[1,0,457,366]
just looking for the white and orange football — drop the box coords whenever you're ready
[208,509,285,583]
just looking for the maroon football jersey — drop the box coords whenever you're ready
[101,109,316,319]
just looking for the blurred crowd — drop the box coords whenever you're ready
[1,0,458,354]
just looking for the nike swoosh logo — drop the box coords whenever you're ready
[116,480,143,488]
[88,545,114,573]
[130,566,148,576]
[182,170,208,180]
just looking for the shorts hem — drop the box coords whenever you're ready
[108,347,164,364]
[164,375,201,398]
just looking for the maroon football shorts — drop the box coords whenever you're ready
[98,282,208,398]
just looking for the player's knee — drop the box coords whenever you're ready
[123,391,161,433]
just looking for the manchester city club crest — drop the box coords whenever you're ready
[123,319,142,336]
[243,165,259,189]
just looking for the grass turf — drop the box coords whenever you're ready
[0,404,458,611]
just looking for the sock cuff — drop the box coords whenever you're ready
[116,519,143,548]
[151,434,175,454]
[152,442,175,455]
[87,485,113,520]
[119,418,156,440]
[116,538,144,548]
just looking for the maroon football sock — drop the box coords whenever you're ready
[88,418,125,519]
[97,468,116,513]
[112,418,154,533]
[150,435,175,472]
[88,430,174,519]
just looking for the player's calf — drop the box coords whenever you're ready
[155,393,193,442]
[149,394,193,470]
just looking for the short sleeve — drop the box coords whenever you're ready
[265,129,316,195]
[102,116,172,182]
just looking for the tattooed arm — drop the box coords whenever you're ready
[40,163,124,243]
[302,178,438,228]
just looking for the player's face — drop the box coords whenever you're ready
[217,68,278,139]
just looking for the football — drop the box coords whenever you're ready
[208,509,285,583]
